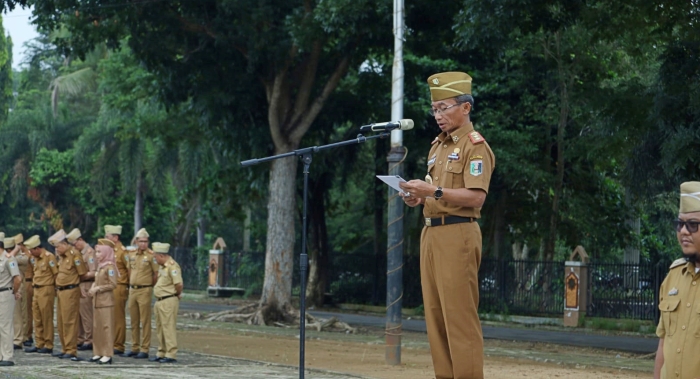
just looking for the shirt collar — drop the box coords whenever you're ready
[436,122,474,144]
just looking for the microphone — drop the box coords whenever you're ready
[360,119,414,132]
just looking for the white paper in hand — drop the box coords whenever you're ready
[377,175,408,195]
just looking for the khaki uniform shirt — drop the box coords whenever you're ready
[92,264,117,308]
[31,249,57,287]
[0,252,21,288]
[656,259,700,379]
[81,244,97,280]
[128,249,158,286]
[114,242,130,285]
[15,251,30,280]
[424,122,496,219]
[56,248,88,287]
[22,248,34,280]
[154,258,183,298]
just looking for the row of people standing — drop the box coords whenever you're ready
[0,224,183,366]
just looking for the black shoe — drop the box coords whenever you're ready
[159,358,177,363]
[23,338,33,346]
[14,344,21,350]
[38,348,53,354]
[59,353,75,359]
[113,349,124,355]
[52,351,64,357]
[148,356,162,362]
[88,356,102,362]
[98,357,113,365]
[70,356,83,362]
[24,347,38,353]
[0,361,14,366]
[78,344,92,351]
[134,352,149,359]
[120,351,138,357]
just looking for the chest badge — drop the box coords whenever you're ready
[668,287,678,296]
[448,148,460,161]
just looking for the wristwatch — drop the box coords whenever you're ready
[434,186,443,199]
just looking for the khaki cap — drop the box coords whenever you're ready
[152,242,170,254]
[680,182,700,213]
[97,238,115,248]
[427,71,472,102]
[135,228,149,238]
[13,233,24,244]
[25,235,41,249]
[4,238,15,249]
[66,228,82,244]
[104,225,122,235]
[48,229,67,247]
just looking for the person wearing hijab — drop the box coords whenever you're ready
[88,239,118,365]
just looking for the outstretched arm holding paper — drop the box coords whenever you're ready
[399,180,485,208]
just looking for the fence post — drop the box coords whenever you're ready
[564,246,590,327]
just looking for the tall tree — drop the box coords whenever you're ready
[0,15,12,121]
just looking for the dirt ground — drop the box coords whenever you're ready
[175,320,651,379]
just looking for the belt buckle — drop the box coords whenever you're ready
[425,218,432,227]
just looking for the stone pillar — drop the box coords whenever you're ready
[208,238,227,296]
[564,246,590,327]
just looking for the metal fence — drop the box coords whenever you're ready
[172,247,668,321]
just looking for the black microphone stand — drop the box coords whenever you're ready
[240,131,391,379]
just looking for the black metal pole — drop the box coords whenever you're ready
[240,132,390,379]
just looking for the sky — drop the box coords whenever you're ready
[2,6,39,69]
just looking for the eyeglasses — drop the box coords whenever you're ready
[674,220,700,233]
[137,240,149,243]
[429,102,463,116]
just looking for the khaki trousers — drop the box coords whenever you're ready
[113,283,128,351]
[128,287,153,352]
[0,291,15,361]
[57,287,81,355]
[32,286,55,349]
[93,306,114,357]
[78,282,93,345]
[421,222,484,379]
[24,282,33,341]
[13,282,25,345]
[154,296,179,359]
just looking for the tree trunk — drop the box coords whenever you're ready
[134,175,144,237]
[255,156,298,324]
[197,203,205,248]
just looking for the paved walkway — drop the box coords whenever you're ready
[180,302,659,354]
[2,348,365,379]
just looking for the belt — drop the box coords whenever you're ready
[424,216,475,227]
[0,287,12,292]
[33,284,51,289]
[130,285,153,289]
[25,278,33,282]
[56,284,79,291]
[117,283,129,286]
[81,279,95,283]
[156,294,178,302]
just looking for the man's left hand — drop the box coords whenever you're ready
[399,180,436,199]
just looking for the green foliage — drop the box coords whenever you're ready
[0,16,11,121]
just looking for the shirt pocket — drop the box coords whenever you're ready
[659,298,681,337]
[444,160,465,189]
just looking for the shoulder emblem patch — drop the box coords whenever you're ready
[470,160,483,176]
[108,269,115,277]
[74,259,81,266]
[49,260,55,268]
[171,270,178,276]
[9,261,16,269]
[468,131,485,144]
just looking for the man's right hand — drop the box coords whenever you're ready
[400,193,424,207]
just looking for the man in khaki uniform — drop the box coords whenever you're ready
[149,243,183,363]
[123,228,158,359]
[400,72,495,379]
[104,224,129,354]
[49,230,88,361]
[7,237,28,350]
[0,238,22,366]
[66,228,97,351]
[654,182,700,379]
[14,234,35,347]
[23,235,57,354]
